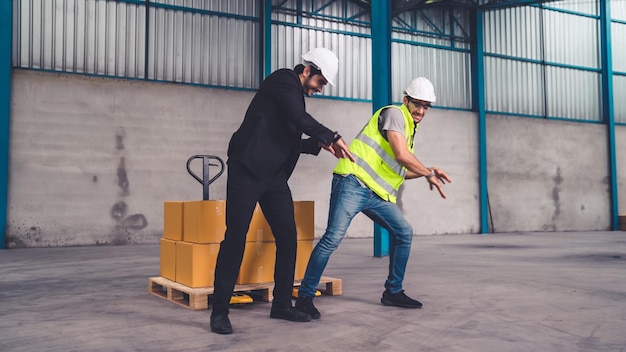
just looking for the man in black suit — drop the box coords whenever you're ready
[210,48,354,335]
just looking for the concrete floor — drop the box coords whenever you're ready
[1,231,625,352]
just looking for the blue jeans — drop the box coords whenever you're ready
[298,174,414,298]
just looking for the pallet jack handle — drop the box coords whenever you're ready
[186,155,225,200]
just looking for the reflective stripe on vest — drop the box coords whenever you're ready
[333,104,416,203]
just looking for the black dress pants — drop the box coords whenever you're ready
[211,161,298,316]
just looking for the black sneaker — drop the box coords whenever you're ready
[295,297,321,319]
[270,305,312,322]
[380,289,422,309]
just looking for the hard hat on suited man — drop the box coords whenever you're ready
[302,47,339,86]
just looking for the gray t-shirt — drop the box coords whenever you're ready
[378,107,406,141]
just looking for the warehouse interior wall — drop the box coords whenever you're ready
[6,69,621,248]
[487,114,613,232]
[6,69,480,247]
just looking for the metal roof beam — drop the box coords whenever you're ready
[479,0,559,10]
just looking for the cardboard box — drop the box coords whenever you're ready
[160,238,177,281]
[163,201,184,241]
[236,242,277,285]
[183,200,226,243]
[234,240,313,284]
[180,201,312,243]
[246,204,273,242]
[245,201,315,242]
[295,240,313,280]
[175,241,220,288]
[294,201,314,241]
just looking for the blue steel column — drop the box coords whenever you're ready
[0,0,11,248]
[371,0,392,257]
[471,8,489,234]
[262,0,272,79]
[599,1,619,230]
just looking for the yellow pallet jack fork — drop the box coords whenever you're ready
[229,293,253,304]
[228,288,322,304]
[292,288,321,298]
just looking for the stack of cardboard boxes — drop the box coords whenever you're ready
[160,200,314,288]
[620,215,626,231]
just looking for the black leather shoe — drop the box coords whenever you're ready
[295,297,321,319]
[210,314,233,334]
[270,306,312,322]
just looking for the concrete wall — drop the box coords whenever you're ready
[5,70,622,247]
[487,114,612,232]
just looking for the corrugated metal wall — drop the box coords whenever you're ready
[392,7,472,109]
[10,0,625,122]
[548,0,597,15]
[148,0,259,87]
[272,0,371,99]
[271,1,473,105]
[484,6,542,60]
[483,6,543,116]
[545,66,600,120]
[392,43,471,109]
[154,0,256,15]
[12,0,260,88]
[543,7,599,120]
[543,10,597,68]
[483,4,602,121]
[273,25,372,99]
[614,23,626,73]
[614,0,626,20]
[13,0,146,76]
[615,75,626,124]
[148,2,259,87]
[484,56,545,115]
[611,2,626,123]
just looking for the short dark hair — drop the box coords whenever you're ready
[294,63,322,77]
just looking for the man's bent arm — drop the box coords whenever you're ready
[387,130,431,178]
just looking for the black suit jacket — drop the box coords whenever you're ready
[227,69,336,179]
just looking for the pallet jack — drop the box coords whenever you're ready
[187,155,254,306]
[187,155,321,305]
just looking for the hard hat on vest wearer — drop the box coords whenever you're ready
[404,77,436,103]
[301,48,339,86]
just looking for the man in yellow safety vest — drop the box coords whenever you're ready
[295,77,451,319]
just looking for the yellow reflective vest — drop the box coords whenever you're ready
[333,104,417,203]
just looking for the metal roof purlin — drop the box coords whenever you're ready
[479,0,561,10]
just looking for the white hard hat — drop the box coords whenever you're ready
[302,47,339,86]
[404,77,436,103]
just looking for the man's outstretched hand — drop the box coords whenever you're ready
[427,168,451,199]
[322,138,355,162]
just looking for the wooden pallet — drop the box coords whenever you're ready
[148,276,342,311]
